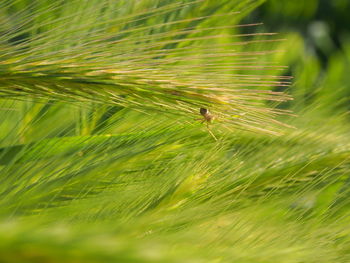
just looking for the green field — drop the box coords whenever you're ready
[0,0,349,262]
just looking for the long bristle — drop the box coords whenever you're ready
[0,0,291,135]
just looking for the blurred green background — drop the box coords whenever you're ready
[255,0,350,62]
[251,0,350,114]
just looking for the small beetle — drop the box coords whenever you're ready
[199,108,217,141]
[199,108,214,123]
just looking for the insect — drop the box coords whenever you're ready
[199,108,217,141]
